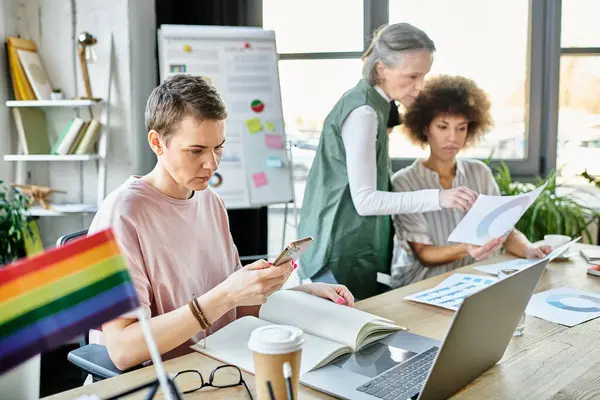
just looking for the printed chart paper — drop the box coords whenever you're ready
[448,182,547,246]
[526,287,600,327]
[404,273,497,311]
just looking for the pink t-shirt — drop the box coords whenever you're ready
[88,176,241,361]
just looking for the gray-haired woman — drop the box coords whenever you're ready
[297,23,478,299]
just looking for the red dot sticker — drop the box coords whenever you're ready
[251,99,264,113]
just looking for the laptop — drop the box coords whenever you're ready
[301,257,550,400]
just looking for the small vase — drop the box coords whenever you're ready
[50,91,64,100]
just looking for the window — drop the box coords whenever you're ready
[262,0,364,53]
[278,59,363,136]
[263,0,369,212]
[264,1,544,212]
[279,59,363,181]
[556,0,600,182]
[388,0,530,161]
[561,0,600,48]
[556,56,600,180]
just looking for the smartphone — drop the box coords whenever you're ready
[272,236,313,266]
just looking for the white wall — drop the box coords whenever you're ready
[0,0,157,246]
[0,0,17,183]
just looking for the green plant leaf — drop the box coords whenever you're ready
[493,168,600,243]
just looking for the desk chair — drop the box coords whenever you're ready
[58,230,137,382]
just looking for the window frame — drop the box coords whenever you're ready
[267,0,560,180]
[554,0,600,177]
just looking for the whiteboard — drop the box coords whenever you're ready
[157,25,294,209]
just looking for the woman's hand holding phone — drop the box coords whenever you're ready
[220,259,294,307]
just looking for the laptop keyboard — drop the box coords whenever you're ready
[356,346,439,399]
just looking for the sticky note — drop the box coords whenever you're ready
[265,121,276,132]
[246,118,263,134]
[266,156,283,168]
[253,172,268,188]
[265,134,284,149]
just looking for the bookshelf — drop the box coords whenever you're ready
[6,99,103,108]
[4,98,109,216]
[27,204,98,217]
[3,154,101,162]
[4,36,113,218]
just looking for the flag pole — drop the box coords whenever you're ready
[136,308,175,400]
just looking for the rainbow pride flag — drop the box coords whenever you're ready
[0,228,139,374]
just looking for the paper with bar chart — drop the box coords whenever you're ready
[447,182,547,246]
[404,274,497,311]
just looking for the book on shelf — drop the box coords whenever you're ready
[50,118,102,156]
[68,120,90,154]
[75,119,102,154]
[12,108,51,154]
[6,37,38,101]
[191,290,405,376]
[52,118,85,155]
[16,48,53,101]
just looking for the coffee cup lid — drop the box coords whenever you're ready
[248,325,304,355]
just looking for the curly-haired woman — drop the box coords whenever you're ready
[390,75,552,287]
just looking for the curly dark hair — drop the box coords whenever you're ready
[402,75,493,148]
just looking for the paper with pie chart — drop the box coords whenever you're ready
[526,287,600,327]
[447,182,548,246]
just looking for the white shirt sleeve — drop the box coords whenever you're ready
[341,105,441,216]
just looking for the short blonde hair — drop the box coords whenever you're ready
[145,74,227,142]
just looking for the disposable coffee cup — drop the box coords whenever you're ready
[248,325,303,400]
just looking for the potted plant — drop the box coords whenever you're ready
[491,162,599,243]
[0,180,30,265]
[0,181,40,400]
[50,88,64,100]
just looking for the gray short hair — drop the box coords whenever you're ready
[362,23,436,86]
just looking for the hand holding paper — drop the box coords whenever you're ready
[465,235,507,261]
[448,182,547,246]
[439,186,479,212]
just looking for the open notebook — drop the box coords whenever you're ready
[191,290,405,375]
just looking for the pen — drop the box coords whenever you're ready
[266,380,276,400]
[283,361,294,400]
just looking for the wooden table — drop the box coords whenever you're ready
[46,244,600,400]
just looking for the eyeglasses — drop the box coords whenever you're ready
[173,365,253,399]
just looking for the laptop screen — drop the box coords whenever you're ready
[331,342,417,378]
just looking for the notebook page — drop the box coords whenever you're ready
[259,290,395,351]
[190,316,349,375]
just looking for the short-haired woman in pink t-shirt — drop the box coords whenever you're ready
[88,74,354,370]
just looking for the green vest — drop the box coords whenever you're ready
[297,79,393,299]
